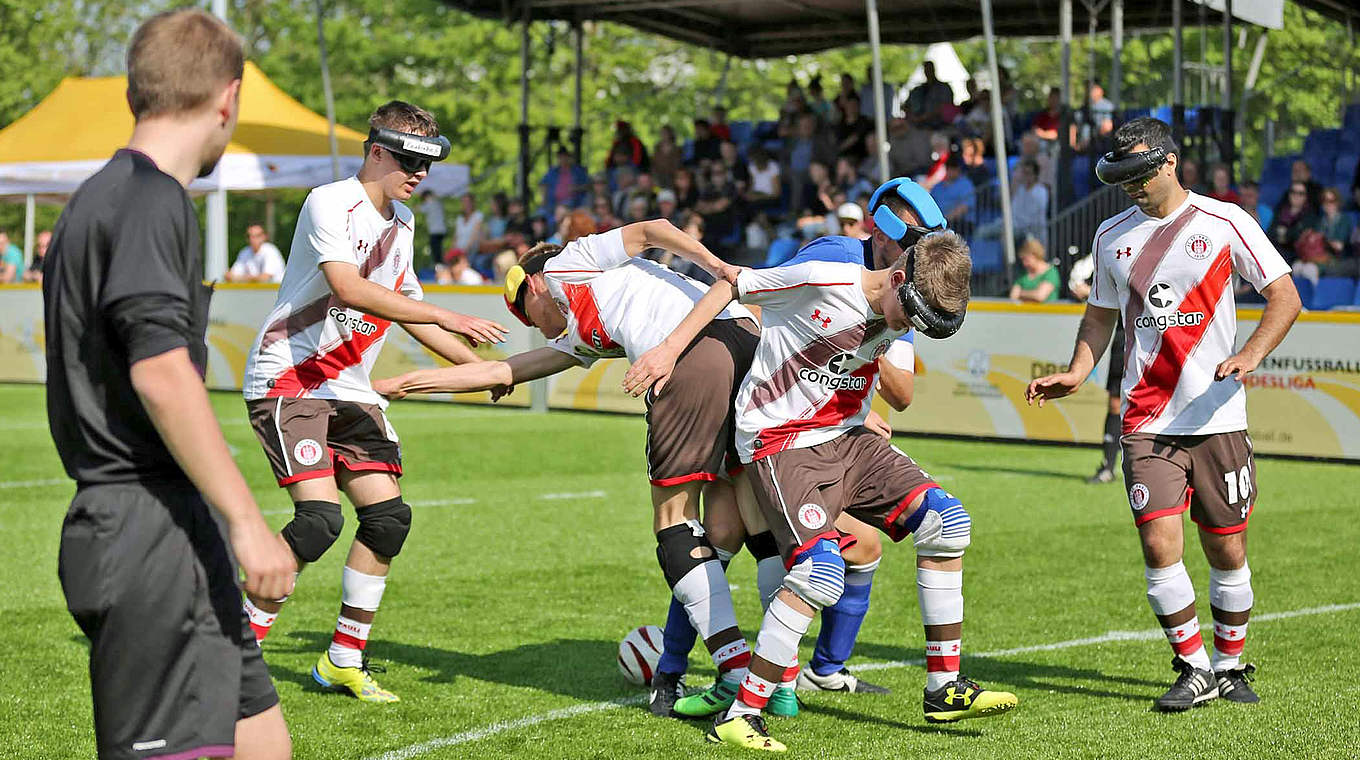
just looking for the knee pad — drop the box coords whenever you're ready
[656,520,716,588]
[782,538,846,610]
[1208,563,1253,612]
[744,530,780,561]
[911,488,971,558]
[354,497,412,558]
[280,500,343,563]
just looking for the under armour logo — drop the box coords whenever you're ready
[943,686,974,706]
[754,683,768,693]
[1115,246,1133,259]
[356,240,370,253]
[810,309,832,328]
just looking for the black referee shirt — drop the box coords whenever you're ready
[44,149,212,485]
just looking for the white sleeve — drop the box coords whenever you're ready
[228,248,250,278]
[545,228,629,284]
[306,193,358,267]
[884,338,915,372]
[262,244,286,282]
[1086,232,1119,309]
[736,261,838,308]
[1226,205,1291,292]
[400,258,424,301]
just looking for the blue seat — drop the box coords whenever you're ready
[1261,155,1296,187]
[416,267,437,282]
[1345,104,1360,131]
[1336,153,1360,188]
[1293,276,1315,310]
[1312,277,1356,310]
[754,120,779,140]
[763,238,801,267]
[1343,129,1360,153]
[681,138,695,164]
[968,237,1004,273]
[1305,128,1342,155]
[729,120,754,147]
[1353,279,1360,305]
[1151,105,1173,123]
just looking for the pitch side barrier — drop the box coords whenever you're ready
[2,284,1357,462]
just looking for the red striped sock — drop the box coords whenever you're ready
[729,670,777,718]
[1163,618,1211,670]
[925,639,961,691]
[1212,621,1248,670]
[328,615,371,668]
[243,598,277,642]
[713,638,752,682]
[779,663,799,688]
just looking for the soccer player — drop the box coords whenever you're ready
[371,218,759,717]
[239,100,507,704]
[1027,117,1301,711]
[44,10,295,759]
[623,193,1017,751]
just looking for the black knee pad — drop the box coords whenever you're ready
[655,522,716,589]
[744,530,779,561]
[280,500,343,563]
[355,496,412,558]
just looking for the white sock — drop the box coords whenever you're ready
[673,560,739,640]
[329,615,372,668]
[1145,562,1209,668]
[918,568,964,690]
[728,670,777,718]
[1209,564,1252,671]
[1211,622,1248,671]
[925,639,962,691]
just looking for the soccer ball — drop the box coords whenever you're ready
[617,625,664,686]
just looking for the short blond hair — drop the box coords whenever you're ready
[369,101,439,137]
[127,9,243,120]
[1019,236,1046,262]
[893,232,971,314]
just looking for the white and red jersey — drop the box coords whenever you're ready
[1089,191,1289,436]
[732,261,905,463]
[540,228,754,366]
[243,177,421,405]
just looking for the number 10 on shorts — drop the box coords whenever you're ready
[1224,466,1251,517]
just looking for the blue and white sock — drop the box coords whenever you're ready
[809,559,878,676]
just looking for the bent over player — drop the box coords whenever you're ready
[626,202,1017,751]
[373,219,759,717]
[1028,117,1300,711]
[240,101,506,703]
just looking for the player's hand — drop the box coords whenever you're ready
[1215,351,1261,381]
[372,376,407,400]
[622,344,680,398]
[490,384,515,402]
[1025,370,1085,407]
[230,517,296,602]
[437,310,507,347]
[865,409,892,439]
[717,263,744,286]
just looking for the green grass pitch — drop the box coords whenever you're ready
[1,383,1357,759]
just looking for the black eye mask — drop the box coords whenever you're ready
[365,127,451,173]
[896,245,966,340]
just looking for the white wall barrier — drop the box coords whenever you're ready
[2,285,1358,460]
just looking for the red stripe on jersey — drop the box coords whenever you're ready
[752,363,877,460]
[1189,203,1266,277]
[1123,245,1233,434]
[563,282,621,353]
[744,321,883,414]
[746,281,855,295]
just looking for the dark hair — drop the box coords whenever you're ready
[369,100,438,137]
[1019,158,1039,174]
[1238,180,1259,191]
[1111,116,1176,160]
[127,9,243,120]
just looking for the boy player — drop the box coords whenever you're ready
[241,101,506,703]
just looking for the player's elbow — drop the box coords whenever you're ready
[882,384,913,412]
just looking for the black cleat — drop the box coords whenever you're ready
[1154,656,1218,712]
[1215,664,1259,704]
[922,676,1018,723]
[649,670,686,717]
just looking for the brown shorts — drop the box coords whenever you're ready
[1121,431,1256,534]
[246,398,402,487]
[749,428,939,562]
[645,317,759,486]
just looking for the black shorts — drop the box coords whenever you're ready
[58,481,278,760]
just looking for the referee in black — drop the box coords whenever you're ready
[44,10,295,760]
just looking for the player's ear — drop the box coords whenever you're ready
[890,268,906,288]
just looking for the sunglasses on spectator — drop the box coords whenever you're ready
[1290,189,1306,196]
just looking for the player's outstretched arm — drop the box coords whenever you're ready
[375,347,578,399]
[619,218,742,283]
[402,322,481,365]
[1216,274,1301,381]
[877,359,914,411]
[622,279,737,397]
[1026,303,1119,407]
[130,348,295,601]
[321,262,507,346]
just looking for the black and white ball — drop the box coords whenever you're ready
[617,625,664,686]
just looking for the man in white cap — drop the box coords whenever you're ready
[837,202,867,239]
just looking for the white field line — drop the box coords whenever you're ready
[0,478,68,489]
[366,600,1360,760]
[538,490,607,500]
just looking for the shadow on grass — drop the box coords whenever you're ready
[270,630,631,703]
[935,461,1098,482]
[797,699,985,737]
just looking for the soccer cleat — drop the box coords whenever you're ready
[672,678,738,718]
[312,651,400,703]
[705,714,787,752]
[766,685,800,717]
[649,670,686,717]
[1215,663,1259,704]
[1087,466,1116,484]
[1154,655,1218,712]
[796,665,892,694]
[922,676,1017,723]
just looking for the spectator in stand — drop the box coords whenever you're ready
[919,132,952,189]
[744,211,773,265]
[607,120,649,171]
[962,86,992,141]
[1009,236,1059,303]
[930,152,976,237]
[906,61,953,127]
[436,249,487,286]
[611,165,638,217]
[836,202,867,239]
[691,118,723,165]
[528,214,551,245]
[859,64,898,120]
[784,112,832,213]
[745,146,783,214]
[960,137,991,186]
[1031,87,1062,144]
[834,93,872,165]
[504,197,531,237]
[718,140,751,190]
[709,105,732,141]
[1293,187,1358,284]
[695,161,741,256]
[657,189,680,225]
[1238,180,1271,231]
[624,195,652,224]
[558,210,596,245]
[806,75,833,123]
[491,229,532,282]
[0,230,22,283]
[1285,159,1323,208]
[777,80,812,138]
[23,229,51,283]
[672,167,699,211]
[1271,180,1317,257]
[453,192,486,265]
[1010,158,1050,247]
[1179,158,1205,194]
[651,125,682,189]
[834,154,875,201]
[794,161,836,239]
[418,190,447,266]
[586,172,612,209]
[1017,130,1056,190]
[833,73,856,121]
[223,222,285,283]
[1074,81,1114,152]
[593,195,622,232]
[485,192,509,243]
[1207,163,1239,203]
[540,146,589,213]
[650,209,709,281]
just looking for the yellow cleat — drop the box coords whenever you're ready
[706,714,787,752]
[923,676,1016,723]
[312,651,400,703]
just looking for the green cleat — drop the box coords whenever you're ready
[672,678,738,718]
[766,685,799,717]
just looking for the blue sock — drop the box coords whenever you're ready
[657,595,696,676]
[809,568,874,676]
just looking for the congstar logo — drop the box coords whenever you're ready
[798,352,867,390]
[1134,311,1204,331]
[329,306,377,335]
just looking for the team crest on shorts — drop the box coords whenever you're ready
[293,438,324,467]
[1128,483,1150,511]
[797,503,828,529]
[1184,233,1212,260]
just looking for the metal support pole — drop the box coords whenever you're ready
[206,0,229,281]
[1111,0,1123,113]
[981,0,1016,270]
[1173,0,1184,143]
[265,195,276,244]
[866,0,890,183]
[1222,0,1234,184]
[571,19,583,166]
[23,194,35,267]
[316,0,340,182]
[1059,0,1073,208]
[517,2,532,207]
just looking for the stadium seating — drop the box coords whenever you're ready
[764,237,801,267]
[1293,276,1315,309]
[969,237,1005,274]
[1311,276,1357,311]
[1344,103,1360,132]
[1335,153,1360,190]
[1354,278,1360,306]
[728,120,754,147]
